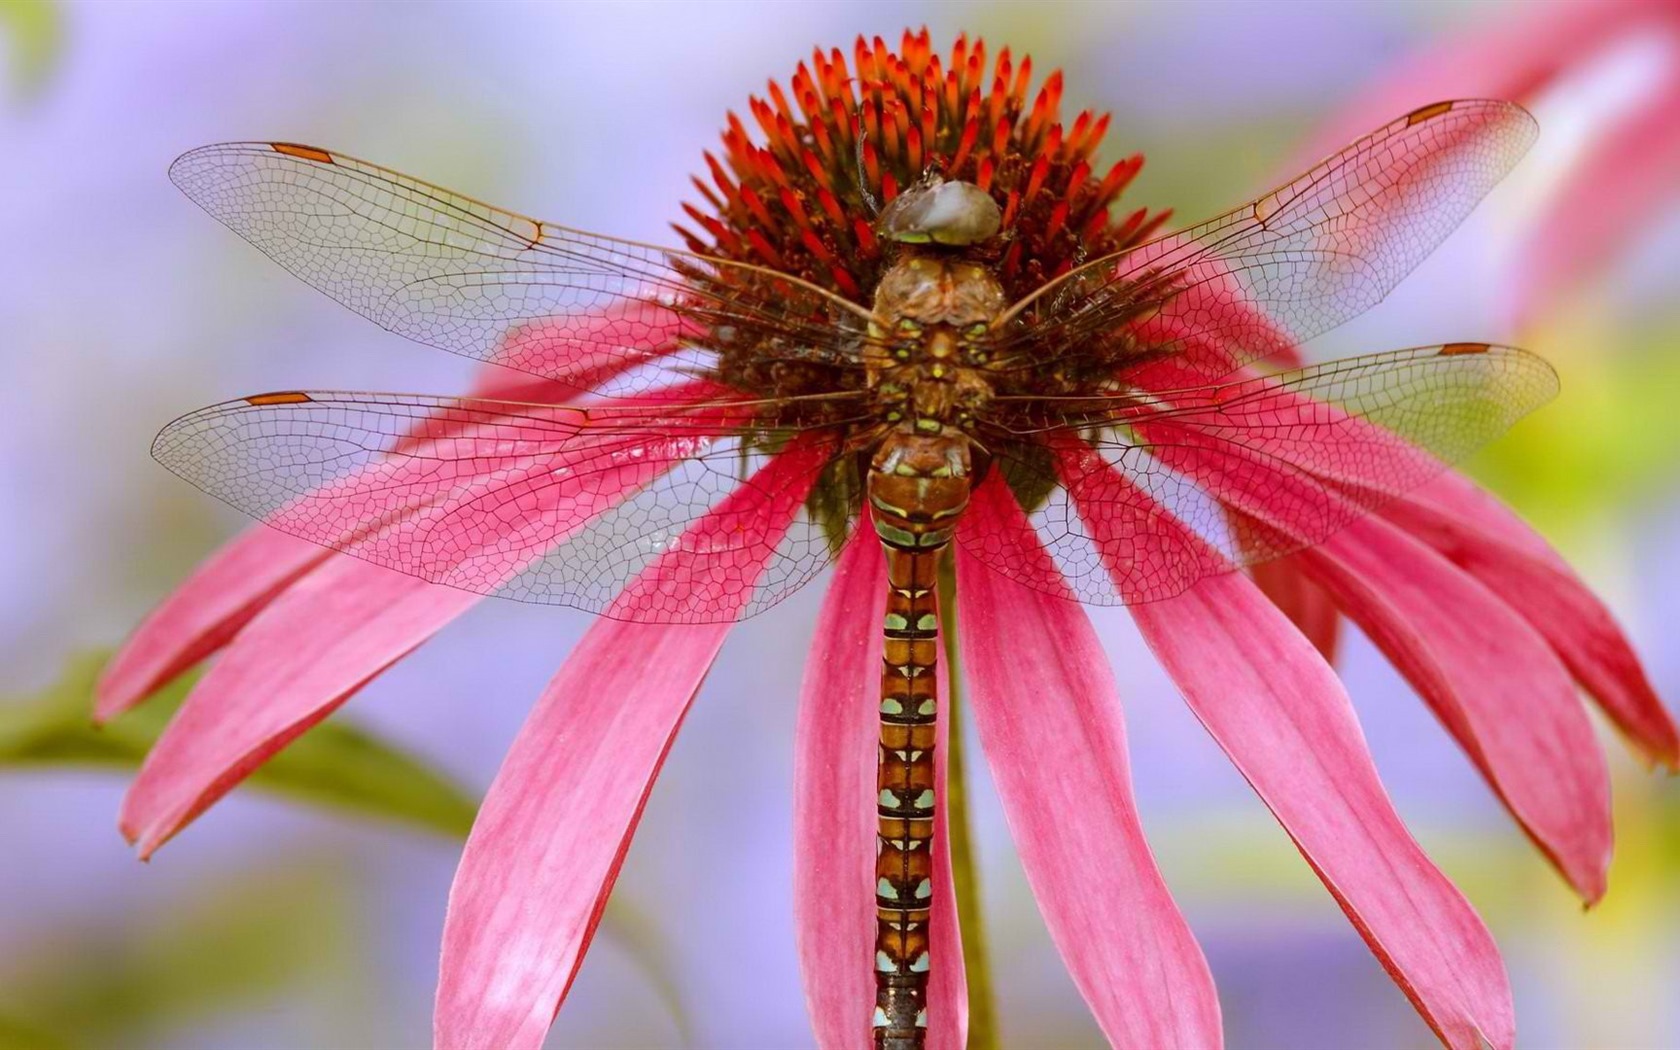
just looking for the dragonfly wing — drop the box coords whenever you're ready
[152,388,857,622]
[964,343,1558,605]
[170,143,878,390]
[992,100,1537,380]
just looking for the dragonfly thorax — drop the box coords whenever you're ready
[867,254,1008,432]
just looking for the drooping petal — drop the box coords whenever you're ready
[1292,0,1670,166]
[1059,446,1514,1049]
[1387,473,1678,767]
[1127,283,1302,375]
[1248,559,1341,663]
[436,439,834,1050]
[1116,346,1555,588]
[1131,574,1513,1049]
[103,579,518,865]
[1405,471,1565,562]
[955,478,1221,1048]
[1515,73,1680,320]
[122,402,731,855]
[793,527,884,1049]
[925,610,967,1050]
[435,618,727,1050]
[118,558,478,856]
[252,381,733,600]
[792,519,967,1050]
[1063,361,1611,894]
[493,300,701,398]
[1291,0,1680,320]
[99,316,683,724]
[95,527,328,722]
[1296,515,1612,902]
[1116,325,1634,936]
[1125,353,1651,784]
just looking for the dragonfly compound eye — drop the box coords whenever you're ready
[878,179,1002,247]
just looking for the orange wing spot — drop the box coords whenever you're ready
[510,216,544,250]
[271,143,334,164]
[1439,342,1491,356]
[244,391,314,406]
[1253,192,1280,229]
[1406,101,1456,126]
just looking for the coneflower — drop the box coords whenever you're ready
[103,27,1673,1050]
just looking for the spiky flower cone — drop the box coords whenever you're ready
[676,28,1168,303]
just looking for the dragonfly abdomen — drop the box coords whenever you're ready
[867,431,972,1049]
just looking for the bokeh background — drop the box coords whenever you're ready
[3,1,1678,1047]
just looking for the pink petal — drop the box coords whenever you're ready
[436,441,833,1050]
[435,618,727,1050]
[1131,574,1513,1049]
[793,526,885,1049]
[924,661,967,1050]
[119,557,478,856]
[792,520,967,1050]
[1517,75,1680,319]
[1124,263,1302,379]
[1039,432,1229,603]
[1387,475,1678,767]
[1043,347,1436,596]
[1296,515,1612,902]
[601,435,832,622]
[1248,559,1341,663]
[122,404,729,854]
[261,381,735,597]
[1097,359,1611,893]
[954,479,1221,1048]
[99,317,685,724]
[495,299,700,397]
[1293,0,1668,167]
[1291,0,1680,319]
[1405,472,1563,564]
[1127,359,1435,506]
[95,527,328,722]
[1062,449,1514,1048]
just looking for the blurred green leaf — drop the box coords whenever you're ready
[2,652,693,1041]
[0,1014,72,1050]
[0,651,478,838]
[0,0,64,100]
[0,856,367,1048]
[592,896,695,1048]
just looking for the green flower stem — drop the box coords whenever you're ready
[938,553,998,1050]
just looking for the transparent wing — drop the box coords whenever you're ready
[170,142,881,390]
[151,388,862,622]
[987,100,1538,381]
[962,343,1558,604]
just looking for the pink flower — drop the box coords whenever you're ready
[104,30,1674,1050]
[1298,0,1680,322]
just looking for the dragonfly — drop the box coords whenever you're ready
[157,97,1548,1048]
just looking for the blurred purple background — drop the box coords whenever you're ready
[2,2,1677,1047]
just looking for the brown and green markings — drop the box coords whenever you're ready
[867,435,971,1048]
[861,176,1006,1050]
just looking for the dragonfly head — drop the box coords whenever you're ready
[878,177,1001,247]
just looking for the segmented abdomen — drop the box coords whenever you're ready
[866,431,971,1050]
